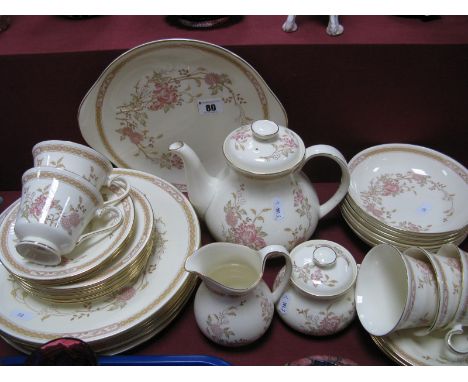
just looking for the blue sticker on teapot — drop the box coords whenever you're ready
[273,198,285,221]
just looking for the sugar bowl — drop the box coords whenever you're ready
[273,240,358,336]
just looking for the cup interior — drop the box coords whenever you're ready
[356,244,408,336]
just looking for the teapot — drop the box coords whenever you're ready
[273,240,358,336]
[170,120,350,251]
[184,242,292,346]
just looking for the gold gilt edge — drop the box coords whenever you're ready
[348,146,468,185]
[95,40,270,169]
[22,171,101,206]
[33,144,111,174]
[0,196,133,279]
[0,169,200,342]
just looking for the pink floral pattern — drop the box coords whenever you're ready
[115,67,251,170]
[115,286,136,302]
[360,171,455,232]
[293,262,338,288]
[256,288,274,331]
[285,182,314,248]
[221,184,270,250]
[229,125,299,160]
[18,184,87,236]
[205,300,248,346]
[297,296,355,336]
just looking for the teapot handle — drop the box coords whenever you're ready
[304,145,350,219]
[258,245,292,304]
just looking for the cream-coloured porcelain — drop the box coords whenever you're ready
[0,168,200,350]
[170,120,350,251]
[340,199,467,250]
[14,167,123,265]
[0,186,133,284]
[372,328,468,365]
[356,244,438,336]
[185,242,292,346]
[14,187,153,304]
[444,247,468,355]
[33,140,130,203]
[418,246,462,335]
[78,39,288,192]
[273,240,357,336]
[348,144,468,234]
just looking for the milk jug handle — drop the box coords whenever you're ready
[258,245,292,303]
[304,145,351,219]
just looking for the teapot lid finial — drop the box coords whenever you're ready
[223,120,305,176]
[251,120,279,140]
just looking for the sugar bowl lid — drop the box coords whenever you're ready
[290,240,358,298]
[223,120,305,176]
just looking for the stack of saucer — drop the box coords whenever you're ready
[341,144,468,250]
[0,168,201,354]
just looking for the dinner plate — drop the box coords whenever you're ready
[78,39,288,191]
[348,144,468,234]
[372,329,468,365]
[0,169,201,346]
[0,187,134,284]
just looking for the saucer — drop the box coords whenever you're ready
[372,328,468,365]
[0,169,200,350]
[78,39,288,191]
[0,187,135,284]
[14,187,154,303]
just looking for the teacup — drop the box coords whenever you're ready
[32,140,129,202]
[414,245,462,336]
[355,244,438,336]
[444,246,468,355]
[14,167,123,266]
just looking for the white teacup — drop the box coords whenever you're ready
[14,167,123,266]
[444,246,468,355]
[32,140,129,201]
[415,245,462,336]
[355,244,438,336]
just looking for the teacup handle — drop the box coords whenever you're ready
[304,145,350,219]
[102,176,130,207]
[75,206,123,246]
[445,324,468,355]
[258,245,292,304]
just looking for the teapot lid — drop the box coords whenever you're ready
[290,240,357,298]
[223,120,305,176]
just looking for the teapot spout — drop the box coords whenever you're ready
[169,141,217,218]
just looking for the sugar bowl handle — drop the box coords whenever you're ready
[304,145,350,219]
[258,245,292,303]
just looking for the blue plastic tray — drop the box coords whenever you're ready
[0,354,231,366]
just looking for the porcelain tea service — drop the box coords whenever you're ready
[170,119,350,251]
[273,240,358,336]
[185,242,292,346]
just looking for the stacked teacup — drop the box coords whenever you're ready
[14,140,129,266]
[356,243,468,355]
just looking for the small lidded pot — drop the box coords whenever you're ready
[273,240,358,336]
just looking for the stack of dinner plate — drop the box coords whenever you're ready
[341,144,468,250]
[0,169,201,354]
